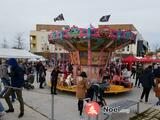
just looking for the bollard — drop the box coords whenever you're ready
[51,94,55,120]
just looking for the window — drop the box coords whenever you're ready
[127,46,130,51]
[32,44,36,48]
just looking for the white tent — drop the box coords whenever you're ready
[28,57,46,62]
[0,48,42,59]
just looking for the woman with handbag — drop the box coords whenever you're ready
[76,72,90,117]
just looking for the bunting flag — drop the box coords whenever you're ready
[54,14,64,22]
[99,15,111,22]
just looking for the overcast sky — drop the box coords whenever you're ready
[0,0,160,50]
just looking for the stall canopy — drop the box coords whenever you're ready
[138,56,160,63]
[0,48,42,59]
[122,56,160,63]
[122,56,138,63]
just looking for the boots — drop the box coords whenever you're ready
[18,112,24,118]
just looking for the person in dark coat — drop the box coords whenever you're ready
[153,64,160,78]
[4,58,24,118]
[50,66,62,94]
[140,65,155,103]
[135,64,143,87]
[130,64,136,79]
[35,62,41,83]
[39,63,46,88]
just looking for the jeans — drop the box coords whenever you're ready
[39,77,45,88]
[0,78,16,101]
[140,87,151,102]
[4,88,24,113]
[131,72,136,79]
[78,100,84,116]
[135,75,141,87]
[36,71,39,83]
[0,101,4,112]
[51,80,57,94]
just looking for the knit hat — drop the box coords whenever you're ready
[8,58,18,67]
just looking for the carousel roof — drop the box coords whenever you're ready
[48,25,137,51]
[99,24,137,31]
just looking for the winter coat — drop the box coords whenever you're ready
[39,65,46,82]
[10,66,25,88]
[153,67,160,78]
[36,62,41,72]
[140,68,155,88]
[154,77,160,97]
[76,77,90,100]
[8,58,24,88]
[51,69,62,82]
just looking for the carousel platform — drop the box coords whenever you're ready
[47,82,132,94]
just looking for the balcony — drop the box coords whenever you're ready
[30,48,37,53]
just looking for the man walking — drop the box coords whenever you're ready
[4,58,24,118]
[140,65,155,103]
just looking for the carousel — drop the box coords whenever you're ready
[47,25,137,94]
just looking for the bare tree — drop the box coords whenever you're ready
[152,44,159,52]
[151,43,159,58]
[12,33,25,49]
[1,38,8,48]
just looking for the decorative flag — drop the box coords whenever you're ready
[99,15,111,22]
[54,14,64,22]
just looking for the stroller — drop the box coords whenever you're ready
[86,82,108,107]
[24,73,35,90]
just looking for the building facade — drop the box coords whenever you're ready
[106,24,150,57]
[30,24,68,59]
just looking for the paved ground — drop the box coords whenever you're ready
[1,75,160,120]
[20,85,158,120]
[0,99,48,120]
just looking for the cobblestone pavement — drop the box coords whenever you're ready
[130,107,160,120]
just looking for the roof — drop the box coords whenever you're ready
[36,24,68,31]
[36,24,137,31]
[99,24,137,31]
[0,48,43,59]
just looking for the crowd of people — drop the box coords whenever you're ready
[0,58,49,117]
[0,57,160,118]
[0,58,74,117]
[74,62,160,117]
